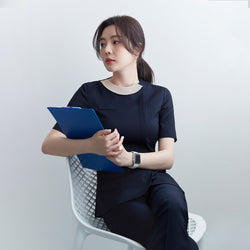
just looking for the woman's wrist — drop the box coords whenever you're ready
[82,137,95,154]
[126,152,133,167]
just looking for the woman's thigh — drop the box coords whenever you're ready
[102,194,155,248]
[148,183,188,217]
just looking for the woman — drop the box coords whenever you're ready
[42,15,199,250]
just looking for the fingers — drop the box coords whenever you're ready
[97,129,111,136]
[106,136,124,156]
[110,136,124,151]
[103,128,120,147]
[105,128,119,141]
[98,128,124,155]
[107,146,123,156]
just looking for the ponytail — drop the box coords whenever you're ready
[137,57,154,84]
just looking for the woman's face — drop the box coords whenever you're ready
[100,25,138,74]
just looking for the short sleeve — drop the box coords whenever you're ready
[159,88,177,142]
[52,83,89,133]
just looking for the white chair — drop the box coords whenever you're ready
[66,155,206,250]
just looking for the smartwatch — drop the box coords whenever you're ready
[129,151,141,169]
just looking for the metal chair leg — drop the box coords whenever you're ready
[73,223,89,250]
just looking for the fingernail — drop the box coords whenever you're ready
[107,129,111,132]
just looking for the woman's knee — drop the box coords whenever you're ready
[149,184,188,216]
[102,197,155,247]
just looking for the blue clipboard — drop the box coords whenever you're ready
[47,107,124,173]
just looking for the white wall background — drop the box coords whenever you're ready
[0,0,250,250]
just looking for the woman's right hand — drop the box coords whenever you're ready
[90,128,124,157]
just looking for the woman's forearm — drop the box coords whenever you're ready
[42,135,94,157]
[41,128,122,157]
[139,150,174,170]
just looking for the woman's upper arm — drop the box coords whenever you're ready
[47,129,66,139]
[42,129,66,146]
[158,137,175,152]
[41,129,66,154]
[158,137,175,168]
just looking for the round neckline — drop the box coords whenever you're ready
[99,78,143,96]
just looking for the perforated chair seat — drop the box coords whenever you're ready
[67,155,206,250]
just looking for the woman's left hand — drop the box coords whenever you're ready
[106,141,133,167]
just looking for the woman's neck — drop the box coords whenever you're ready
[110,71,139,87]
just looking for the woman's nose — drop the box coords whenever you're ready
[104,43,112,54]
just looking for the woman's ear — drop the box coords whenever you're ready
[133,46,142,57]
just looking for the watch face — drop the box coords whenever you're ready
[135,153,141,164]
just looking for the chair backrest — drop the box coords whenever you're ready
[67,155,198,238]
[67,155,110,231]
[187,216,196,236]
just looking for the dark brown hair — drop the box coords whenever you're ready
[92,15,154,84]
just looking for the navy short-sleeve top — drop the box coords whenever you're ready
[53,79,178,217]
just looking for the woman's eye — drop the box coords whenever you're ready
[100,41,120,48]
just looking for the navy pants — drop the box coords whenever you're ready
[102,183,199,250]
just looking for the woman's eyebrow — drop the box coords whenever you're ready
[100,35,121,41]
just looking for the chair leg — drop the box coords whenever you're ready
[197,237,204,250]
[73,223,89,250]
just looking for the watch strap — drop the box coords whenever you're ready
[129,151,141,169]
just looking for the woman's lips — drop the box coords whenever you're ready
[106,60,115,64]
[105,59,115,64]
